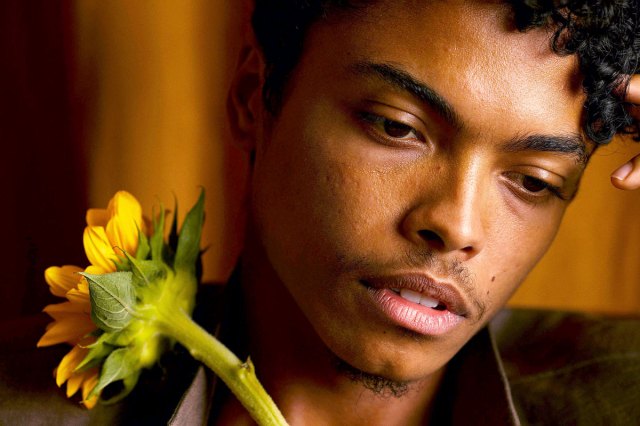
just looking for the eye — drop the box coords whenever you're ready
[503,171,569,203]
[521,176,550,193]
[358,112,424,145]
[382,120,415,139]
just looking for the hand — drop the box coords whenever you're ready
[611,74,640,190]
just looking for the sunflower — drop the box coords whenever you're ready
[37,191,146,408]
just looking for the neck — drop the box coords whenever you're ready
[216,239,445,425]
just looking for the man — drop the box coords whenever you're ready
[216,0,640,424]
[1,0,640,424]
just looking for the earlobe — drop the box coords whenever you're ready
[227,42,266,152]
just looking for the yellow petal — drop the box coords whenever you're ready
[81,372,100,409]
[66,287,90,304]
[38,314,95,347]
[43,300,90,317]
[76,278,95,297]
[65,371,84,397]
[76,279,89,295]
[56,345,87,387]
[83,394,99,409]
[86,208,109,227]
[110,191,143,222]
[105,192,144,255]
[45,265,84,297]
[106,215,140,257]
[71,266,107,301]
[84,265,108,275]
[83,226,117,271]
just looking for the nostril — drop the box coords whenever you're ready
[417,230,445,250]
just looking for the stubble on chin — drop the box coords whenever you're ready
[332,356,411,398]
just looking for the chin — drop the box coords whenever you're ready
[332,354,413,395]
[323,332,448,385]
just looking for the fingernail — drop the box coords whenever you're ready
[612,161,633,180]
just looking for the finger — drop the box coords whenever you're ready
[611,153,640,190]
[626,74,640,105]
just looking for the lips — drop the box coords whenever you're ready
[364,273,469,316]
[361,274,470,336]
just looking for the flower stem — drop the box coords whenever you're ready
[157,307,288,426]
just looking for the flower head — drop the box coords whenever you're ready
[38,191,145,408]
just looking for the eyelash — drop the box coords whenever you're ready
[357,112,425,145]
[505,173,569,202]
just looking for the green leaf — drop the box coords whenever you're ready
[82,272,137,333]
[90,348,141,403]
[151,206,166,263]
[174,189,205,272]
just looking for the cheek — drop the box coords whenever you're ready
[481,208,564,309]
[251,123,393,280]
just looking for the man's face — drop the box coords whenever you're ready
[248,0,588,382]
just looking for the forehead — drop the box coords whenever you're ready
[293,0,586,142]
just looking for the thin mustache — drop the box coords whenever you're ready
[339,248,471,287]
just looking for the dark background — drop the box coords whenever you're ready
[2,0,88,321]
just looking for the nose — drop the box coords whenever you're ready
[400,159,487,260]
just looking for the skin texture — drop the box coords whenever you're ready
[225,1,597,424]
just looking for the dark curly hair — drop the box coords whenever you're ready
[252,0,640,144]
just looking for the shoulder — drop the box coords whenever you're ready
[491,309,640,425]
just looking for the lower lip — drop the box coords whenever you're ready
[367,288,464,336]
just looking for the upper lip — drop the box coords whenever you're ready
[362,273,470,317]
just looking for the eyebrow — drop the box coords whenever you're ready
[351,61,463,129]
[504,134,588,165]
[349,60,589,165]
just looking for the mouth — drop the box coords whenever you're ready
[389,287,448,311]
[361,274,469,336]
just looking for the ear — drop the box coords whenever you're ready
[227,41,266,152]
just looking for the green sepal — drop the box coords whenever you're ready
[135,224,151,260]
[89,348,141,403]
[174,189,205,272]
[82,272,137,333]
[74,334,115,372]
[124,252,167,289]
[102,370,141,404]
[168,195,179,252]
[150,206,166,263]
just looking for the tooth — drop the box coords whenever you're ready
[419,295,439,308]
[391,288,400,293]
[399,288,422,304]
